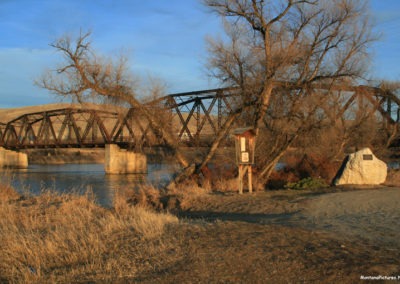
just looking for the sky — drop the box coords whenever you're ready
[0,0,400,108]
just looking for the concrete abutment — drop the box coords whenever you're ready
[0,147,28,168]
[104,144,147,174]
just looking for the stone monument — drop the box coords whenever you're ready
[333,148,387,185]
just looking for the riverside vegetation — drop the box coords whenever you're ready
[0,183,179,282]
[1,176,400,283]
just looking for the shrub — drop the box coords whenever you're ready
[284,177,328,190]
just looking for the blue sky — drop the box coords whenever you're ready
[0,0,399,108]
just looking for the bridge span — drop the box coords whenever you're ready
[0,88,240,150]
[0,84,399,172]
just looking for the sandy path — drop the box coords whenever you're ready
[181,187,400,248]
[299,188,400,247]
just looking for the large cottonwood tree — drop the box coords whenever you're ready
[204,0,375,179]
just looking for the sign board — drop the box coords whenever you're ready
[233,127,255,194]
[240,137,246,151]
[234,127,255,165]
[241,152,249,163]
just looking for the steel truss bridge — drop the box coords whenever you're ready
[0,85,398,149]
[0,88,240,149]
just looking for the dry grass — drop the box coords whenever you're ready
[113,188,178,238]
[213,176,265,193]
[0,183,20,203]
[0,180,398,283]
[0,183,179,283]
[165,179,212,211]
[114,180,213,212]
[213,177,238,192]
[118,184,164,210]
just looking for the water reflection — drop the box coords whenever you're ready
[388,161,400,169]
[4,163,179,207]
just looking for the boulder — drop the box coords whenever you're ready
[334,148,387,185]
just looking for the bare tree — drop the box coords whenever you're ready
[36,31,190,169]
[204,0,375,179]
[255,85,329,179]
[37,31,245,189]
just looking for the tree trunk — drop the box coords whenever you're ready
[166,110,242,190]
[385,123,398,148]
[254,84,273,137]
[259,150,287,180]
[258,135,297,180]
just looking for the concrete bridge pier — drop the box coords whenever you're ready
[0,147,28,168]
[104,144,147,174]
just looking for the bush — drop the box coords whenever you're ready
[284,177,328,190]
[296,154,340,182]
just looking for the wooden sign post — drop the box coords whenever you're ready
[233,127,255,194]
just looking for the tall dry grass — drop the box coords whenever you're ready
[113,180,213,212]
[0,183,180,283]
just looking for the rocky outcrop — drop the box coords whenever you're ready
[334,148,387,185]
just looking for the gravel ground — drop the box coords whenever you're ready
[299,187,400,248]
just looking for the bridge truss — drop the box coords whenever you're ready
[0,88,240,149]
[0,85,398,149]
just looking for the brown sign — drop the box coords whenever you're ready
[363,154,373,160]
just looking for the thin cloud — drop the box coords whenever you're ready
[0,0,397,107]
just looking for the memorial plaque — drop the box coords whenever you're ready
[363,154,373,160]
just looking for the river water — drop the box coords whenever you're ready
[3,163,179,207]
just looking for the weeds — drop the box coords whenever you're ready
[284,177,328,190]
[0,183,180,282]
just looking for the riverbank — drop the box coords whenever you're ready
[23,148,105,164]
[1,183,399,282]
[21,147,234,165]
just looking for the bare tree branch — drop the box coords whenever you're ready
[204,0,376,181]
[36,31,190,169]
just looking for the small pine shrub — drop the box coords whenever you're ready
[284,177,328,190]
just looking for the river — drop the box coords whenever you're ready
[2,163,179,207]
